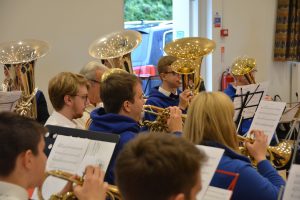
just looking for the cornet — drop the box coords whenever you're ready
[37,170,121,200]
[143,105,186,133]
[237,135,292,169]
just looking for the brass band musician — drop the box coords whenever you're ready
[0,112,107,200]
[45,72,90,129]
[88,72,183,184]
[144,56,193,122]
[184,92,285,200]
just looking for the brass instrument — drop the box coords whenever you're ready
[143,105,186,133]
[89,30,142,74]
[38,170,121,200]
[237,135,292,169]
[0,39,49,118]
[164,37,216,94]
[231,56,256,84]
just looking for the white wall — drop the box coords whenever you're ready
[202,0,290,102]
[0,0,124,112]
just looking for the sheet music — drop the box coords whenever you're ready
[233,82,268,120]
[32,135,116,200]
[280,103,300,123]
[282,164,300,200]
[0,91,22,111]
[247,100,286,145]
[196,145,224,200]
[202,186,232,200]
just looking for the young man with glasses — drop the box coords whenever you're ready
[74,61,108,128]
[144,55,193,121]
[45,72,90,129]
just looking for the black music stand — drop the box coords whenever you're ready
[233,87,264,135]
[44,125,120,181]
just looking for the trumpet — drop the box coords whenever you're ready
[37,170,121,200]
[142,105,186,133]
[237,135,292,169]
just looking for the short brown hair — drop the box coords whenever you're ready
[100,72,141,113]
[48,72,90,111]
[0,112,47,176]
[115,133,206,200]
[157,56,177,74]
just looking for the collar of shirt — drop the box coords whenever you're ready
[0,181,28,200]
[45,111,77,129]
[158,86,178,97]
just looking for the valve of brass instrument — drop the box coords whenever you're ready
[143,105,186,133]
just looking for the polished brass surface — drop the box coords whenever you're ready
[164,37,215,94]
[237,135,292,169]
[0,39,49,118]
[231,57,256,84]
[143,105,186,133]
[89,30,142,74]
[38,170,121,200]
[101,68,128,82]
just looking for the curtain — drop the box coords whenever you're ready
[274,0,300,61]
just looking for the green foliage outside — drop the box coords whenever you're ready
[124,0,172,21]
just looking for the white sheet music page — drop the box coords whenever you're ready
[0,91,22,111]
[203,186,232,200]
[282,164,300,200]
[32,135,116,200]
[196,145,224,200]
[233,82,268,120]
[247,100,286,145]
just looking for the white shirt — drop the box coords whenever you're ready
[0,181,28,200]
[45,111,78,129]
[158,86,178,97]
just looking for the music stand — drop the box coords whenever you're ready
[44,125,120,182]
[233,86,264,135]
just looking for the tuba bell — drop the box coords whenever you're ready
[231,56,256,84]
[164,37,216,94]
[88,30,142,74]
[0,39,49,118]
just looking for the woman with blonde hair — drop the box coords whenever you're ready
[184,92,285,200]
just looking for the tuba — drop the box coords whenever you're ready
[237,135,292,169]
[164,37,216,94]
[38,170,121,200]
[89,30,142,74]
[231,56,256,84]
[0,39,49,118]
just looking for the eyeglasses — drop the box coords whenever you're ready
[72,95,89,103]
[163,71,179,76]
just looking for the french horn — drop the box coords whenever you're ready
[89,30,142,74]
[231,56,256,84]
[0,39,49,118]
[38,170,121,200]
[237,135,292,169]
[164,37,216,94]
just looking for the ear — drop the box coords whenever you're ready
[171,193,185,200]
[22,150,34,170]
[160,73,167,81]
[64,95,73,106]
[122,100,131,113]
